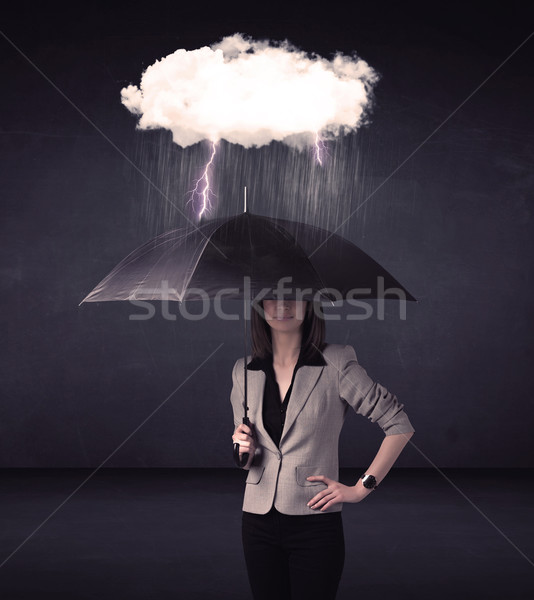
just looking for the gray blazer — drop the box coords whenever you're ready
[230,343,415,515]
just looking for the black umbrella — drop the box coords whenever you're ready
[81,209,416,466]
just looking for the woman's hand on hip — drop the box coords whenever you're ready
[306,476,370,511]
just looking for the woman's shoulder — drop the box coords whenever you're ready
[322,343,358,365]
[233,356,247,370]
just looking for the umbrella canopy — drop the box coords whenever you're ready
[81,211,415,304]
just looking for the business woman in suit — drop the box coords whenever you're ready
[231,299,415,600]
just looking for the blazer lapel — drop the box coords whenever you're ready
[279,365,325,446]
[246,368,279,455]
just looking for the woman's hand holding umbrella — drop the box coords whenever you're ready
[232,423,256,469]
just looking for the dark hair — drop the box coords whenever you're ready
[250,300,326,361]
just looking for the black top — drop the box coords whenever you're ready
[247,347,327,448]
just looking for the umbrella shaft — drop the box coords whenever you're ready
[243,294,249,421]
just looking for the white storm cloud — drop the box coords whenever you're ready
[121,33,379,149]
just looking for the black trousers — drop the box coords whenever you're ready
[241,506,345,600]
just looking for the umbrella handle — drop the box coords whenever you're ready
[233,443,249,468]
[233,416,251,468]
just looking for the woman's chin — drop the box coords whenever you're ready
[268,318,303,331]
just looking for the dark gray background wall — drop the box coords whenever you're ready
[1,1,533,467]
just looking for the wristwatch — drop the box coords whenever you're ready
[361,473,379,490]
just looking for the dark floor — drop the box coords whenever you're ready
[0,468,533,599]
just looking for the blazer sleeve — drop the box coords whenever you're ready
[338,345,415,436]
[230,359,244,430]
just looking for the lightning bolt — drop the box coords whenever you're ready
[187,141,218,220]
[314,132,328,166]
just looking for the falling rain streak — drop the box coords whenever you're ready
[132,129,382,242]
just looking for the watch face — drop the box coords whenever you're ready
[362,475,377,489]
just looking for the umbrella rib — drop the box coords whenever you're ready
[178,213,258,300]
[116,224,220,274]
[270,219,331,301]
[83,222,226,303]
[109,235,181,273]
[179,219,235,299]
[81,233,185,303]
[270,216,414,301]
[138,217,233,299]
[128,232,204,300]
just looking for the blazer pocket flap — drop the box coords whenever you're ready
[246,465,265,485]
[296,466,328,487]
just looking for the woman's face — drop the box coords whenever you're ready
[261,300,307,333]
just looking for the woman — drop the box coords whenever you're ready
[231,298,415,600]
